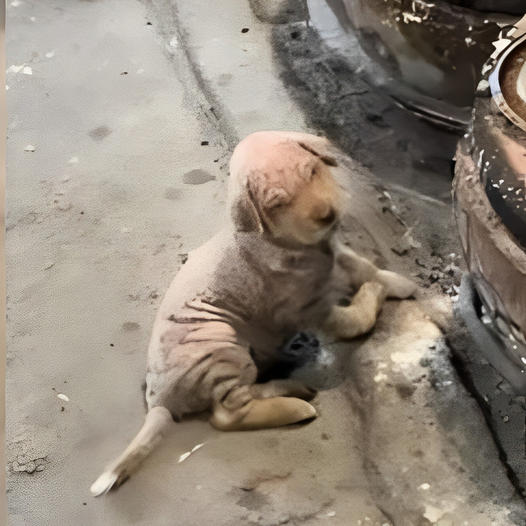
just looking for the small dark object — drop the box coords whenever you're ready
[255,332,321,382]
[120,71,128,75]
[80,211,84,215]
[110,343,114,347]
[290,31,300,40]
[241,27,249,33]
[201,141,209,146]
[61,406,65,412]
[146,21,152,26]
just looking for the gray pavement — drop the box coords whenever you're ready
[6,1,526,525]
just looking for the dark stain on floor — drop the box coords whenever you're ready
[182,169,215,185]
[164,187,182,200]
[89,125,112,141]
[122,322,140,332]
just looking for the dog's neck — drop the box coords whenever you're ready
[235,230,334,256]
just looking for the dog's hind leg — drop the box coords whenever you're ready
[210,384,317,431]
[324,281,386,339]
[90,406,173,496]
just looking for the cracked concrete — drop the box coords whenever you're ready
[6,0,526,525]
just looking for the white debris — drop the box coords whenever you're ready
[195,484,202,490]
[391,347,424,366]
[68,156,79,164]
[43,262,55,270]
[169,36,178,48]
[10,0,22,7]
[482,63,493,75]
[136,68,145,74]
[24,144,36,152]
[30,16,35,22]
[23,66,32,75]
[57,393,69,402]
[418,482,431,490]
[465,37,475,47]
[402,12,422,23]
[178,452,191,463]
[5,85,9,91]
[327,511,336,517]
[178,443,205,463]
[7,64,24,74]
[477,148,485,168]
[423,505,445,522]
[45,50,55,59]
[374,372,388,383]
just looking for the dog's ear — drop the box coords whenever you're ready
[269,131,339,167]
[296,141,338,167]
[230,182,264,233]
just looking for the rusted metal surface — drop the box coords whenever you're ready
[453,15,526,385]
[320,0,515,128]
[454,143,526,360]
[490,33,526,132]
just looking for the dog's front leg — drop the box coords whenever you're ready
[335,243,416,299]
[323,281,386,339]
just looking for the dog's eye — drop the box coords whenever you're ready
[264,188,289,209]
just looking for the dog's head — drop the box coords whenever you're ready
[228,131,341,245]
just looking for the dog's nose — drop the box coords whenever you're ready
[317,207,336,225]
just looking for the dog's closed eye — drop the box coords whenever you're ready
[263,187,289,209]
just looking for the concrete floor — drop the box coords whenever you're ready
[6,1,525,525]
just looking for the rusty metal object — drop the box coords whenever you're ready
[490,32,526,132]
[315,0,519,128]
[453,16,526,391]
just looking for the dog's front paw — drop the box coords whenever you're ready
[376,270,417,299]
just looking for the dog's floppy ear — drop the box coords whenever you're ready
[297,141,338,167]
[271,131,339,167]
[229,182,264,233]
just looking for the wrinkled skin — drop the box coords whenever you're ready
[90,131,416,496]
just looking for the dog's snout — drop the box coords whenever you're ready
[317,207,337,225]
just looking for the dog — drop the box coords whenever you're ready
[90,131,416,496]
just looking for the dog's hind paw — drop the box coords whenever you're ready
[90,470,120,497]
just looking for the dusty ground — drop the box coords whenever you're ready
[6,0,525,525]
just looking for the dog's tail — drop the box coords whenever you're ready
[90,406,173,497]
